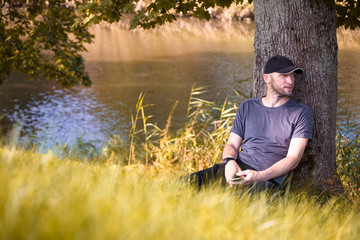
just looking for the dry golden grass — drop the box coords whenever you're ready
[1,145,359,240]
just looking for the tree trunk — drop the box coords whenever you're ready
[253,0,342,191]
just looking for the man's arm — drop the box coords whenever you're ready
[222,132,242,160]
[222,132,243,183]
[235,137,308,184]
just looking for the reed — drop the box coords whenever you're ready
[336,119,360,200]
[136,85,237,174]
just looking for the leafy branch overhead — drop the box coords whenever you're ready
[78,0,359,30]
[79,0,251,29]
[0,0,93,88]
[336,0,360,30]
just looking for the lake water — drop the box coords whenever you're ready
[1,18,359,150]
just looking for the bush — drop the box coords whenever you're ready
[336,120,360,201]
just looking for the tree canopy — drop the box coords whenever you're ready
[336,0,360,30]
[0,0,92,88]
[79,0,359,30]
[0,0,359,87]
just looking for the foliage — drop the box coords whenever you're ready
[79,0,252,29]
[77,0,136,26]
[1,144,359,239]
[52,134,101,160]
[77,0,360,30]
[0,0,93,88]
[336,119,360,200]
[336,0,360,30]
[128,0,247,29]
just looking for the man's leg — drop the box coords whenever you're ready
[184,159,280,192]
[247,181,281,194]
[186,163,226,189]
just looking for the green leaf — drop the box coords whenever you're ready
[100,0,112,7]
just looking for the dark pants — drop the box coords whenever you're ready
[187,159,280,192]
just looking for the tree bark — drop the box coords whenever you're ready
[253,0,342,191]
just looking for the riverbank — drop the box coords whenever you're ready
[2,88,360,201]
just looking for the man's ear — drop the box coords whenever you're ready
[263,74,271,84]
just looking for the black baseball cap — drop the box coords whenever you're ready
[264,55,304,74]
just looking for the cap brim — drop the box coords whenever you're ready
[278,66,304,74]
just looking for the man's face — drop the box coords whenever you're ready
[267,72,295,97]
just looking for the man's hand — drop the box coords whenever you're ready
[229,138,309,185]
[225,160,242,186]
[223,132,243,186]
[234,170,263,185]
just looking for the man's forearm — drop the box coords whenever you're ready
[258,138,308,181]
[258,156,300,181]
[236,156,300,185]
[222,143,239,160]
[236,138,308,185]
[222,132,242,160]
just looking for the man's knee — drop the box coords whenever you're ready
[185,163,226,189]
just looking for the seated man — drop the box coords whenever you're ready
[189,55,313,191]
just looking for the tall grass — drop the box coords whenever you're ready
[1,145,359,240]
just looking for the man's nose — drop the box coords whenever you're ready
[286,75,295,84]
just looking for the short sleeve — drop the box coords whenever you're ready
[230,102,246,139]
[292,106,313,140]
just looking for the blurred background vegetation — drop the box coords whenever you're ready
[1,1,360,238]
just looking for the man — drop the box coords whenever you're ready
[189,55,313,191]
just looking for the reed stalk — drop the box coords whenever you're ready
[128,92,146,165]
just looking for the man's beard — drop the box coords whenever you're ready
[270,82,293,97]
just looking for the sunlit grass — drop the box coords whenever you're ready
[1,146,359,240]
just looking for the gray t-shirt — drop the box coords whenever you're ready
[231,97,313,184]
